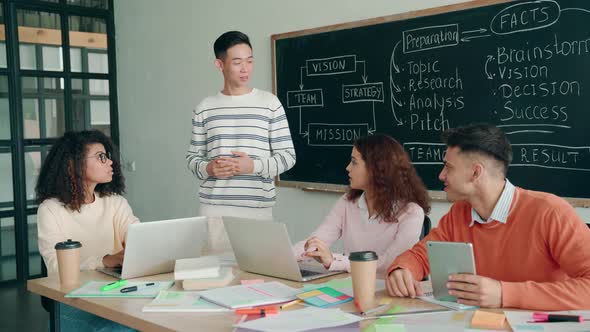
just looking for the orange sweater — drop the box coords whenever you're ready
[387,188,590,310]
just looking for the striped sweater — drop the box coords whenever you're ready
[186,88,296,209]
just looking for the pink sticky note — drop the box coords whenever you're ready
[241,279,265,285]
[318,294,339,303]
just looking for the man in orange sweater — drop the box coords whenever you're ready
[387,124,590,310]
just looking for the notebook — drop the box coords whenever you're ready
[197,281,300,309]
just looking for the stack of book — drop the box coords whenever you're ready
[174,256,233,290]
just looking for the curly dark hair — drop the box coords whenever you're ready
[346,134,430,223]
[35,130,125,211]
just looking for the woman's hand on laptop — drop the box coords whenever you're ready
[387,268,423,298]
[102,249,125,268]
[303,237,333,269]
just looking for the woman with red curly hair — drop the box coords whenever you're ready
[293,134,430,276]
[36,130,138,331]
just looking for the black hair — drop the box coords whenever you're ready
[441,123,512,175]
[213,31,252,59]
[35,130,125,211]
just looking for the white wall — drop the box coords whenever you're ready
[113,0,590,243]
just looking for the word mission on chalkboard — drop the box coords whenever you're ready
[273,0,590,200]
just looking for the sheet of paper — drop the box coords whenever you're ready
[416,295,478,311]
[142,291,229,312]
[198,281,300,309]
[505,310,590,332]
[234,307,363,332]
[65,280,174,298]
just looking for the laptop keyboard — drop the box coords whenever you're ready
[300,269,322,277]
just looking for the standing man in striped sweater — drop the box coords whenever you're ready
[186,31,296,251]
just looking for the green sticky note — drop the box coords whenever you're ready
[319,287,343,297]
[377,306,406,325]
[362,306,407,332]
[375,323,406,332]
[162,291,183,300]
[325,278,353,289]
[513,325,544,331]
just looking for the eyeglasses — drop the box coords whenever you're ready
[88,152,111,164]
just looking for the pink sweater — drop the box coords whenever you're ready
[293,194,424,276]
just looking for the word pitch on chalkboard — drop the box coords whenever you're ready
[273,0,590,199]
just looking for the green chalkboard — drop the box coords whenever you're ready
[272,0,590,201]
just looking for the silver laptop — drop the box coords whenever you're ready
[99,216,207,279]
[223,217,344,282]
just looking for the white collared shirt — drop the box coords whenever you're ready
[470,179,515,227]
[358,192,380,224]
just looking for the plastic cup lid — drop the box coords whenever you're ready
[349,251,378,261]
[54,239,82,250]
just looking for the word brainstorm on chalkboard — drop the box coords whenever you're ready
[273,0,590,199]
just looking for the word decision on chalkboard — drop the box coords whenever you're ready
[272,0,590,200]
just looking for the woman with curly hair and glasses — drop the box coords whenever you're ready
[293,134,430,276]
[36,130,138,331]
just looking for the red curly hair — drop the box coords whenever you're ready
[346,134,430,223]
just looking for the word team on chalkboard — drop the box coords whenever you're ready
[272,0,590,204]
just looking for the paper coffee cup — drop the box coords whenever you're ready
[55,239,82,286]
[349,251,378,313]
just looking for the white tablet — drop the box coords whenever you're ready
[426,241,476,302]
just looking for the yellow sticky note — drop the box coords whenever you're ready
[297,289,323,299]
[471,310,506,330]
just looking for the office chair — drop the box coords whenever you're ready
[420,215,431,240]
[40,259,54,313]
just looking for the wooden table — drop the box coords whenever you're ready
[27,268,509,331]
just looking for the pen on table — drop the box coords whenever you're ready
[235,306,279,316]
[361,308,452,320]
[100,279,127,292]
[361,303,389,316]
[532,312,586,323]
[280,299,303,309]
[120,282,157,293]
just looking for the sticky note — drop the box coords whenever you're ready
[319,286,343,297]
[471,310,506,330]
[298,289,323,299]
[296,287,352,307]
[305,297,327,307]
[375,324,406,332]
[240,279,264,285]
[513,325,544,331]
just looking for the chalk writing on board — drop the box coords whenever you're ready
[274,0,590,194]
[286,54,384,145]
[385,0,590,172]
